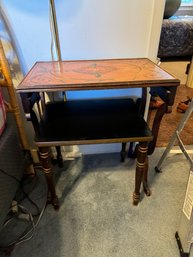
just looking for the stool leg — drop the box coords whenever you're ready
[56,146,63,167]
[39,147,59,210]
[120,143,127,162]
[128,142,134,158]
[133,142,149,206]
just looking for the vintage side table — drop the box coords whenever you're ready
[17,58,180,208]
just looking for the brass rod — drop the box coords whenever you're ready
[50,0,62,61]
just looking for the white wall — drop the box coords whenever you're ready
[0,0,51,73]
[147,0,166,60]
[1,0,165,69]
[0,0,165,154]
[57,0,157,60]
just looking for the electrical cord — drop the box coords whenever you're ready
[18,174,41,215]
[0,168,40,215]
[0,167,47,255]
[0,168,20,183]
[0,204,35,248]
[1,203,46,251]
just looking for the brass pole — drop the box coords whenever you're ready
[50,0,62,61]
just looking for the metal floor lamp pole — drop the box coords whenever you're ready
[49,0,62,61]
[48,0,81,159]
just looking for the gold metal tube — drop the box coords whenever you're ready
[50,0,62,61]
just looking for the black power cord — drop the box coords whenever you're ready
[0,167,47,255]
[0,168,40,215]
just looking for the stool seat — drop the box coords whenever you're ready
[35,98,153,146]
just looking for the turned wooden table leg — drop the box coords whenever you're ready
[39,147,59,210]
[143,156,152,197]
[133,142,149,206]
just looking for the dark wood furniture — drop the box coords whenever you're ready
[16,58,180,208]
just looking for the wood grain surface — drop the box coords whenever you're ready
[17,58,180,92]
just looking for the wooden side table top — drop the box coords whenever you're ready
[17,58,180,92]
